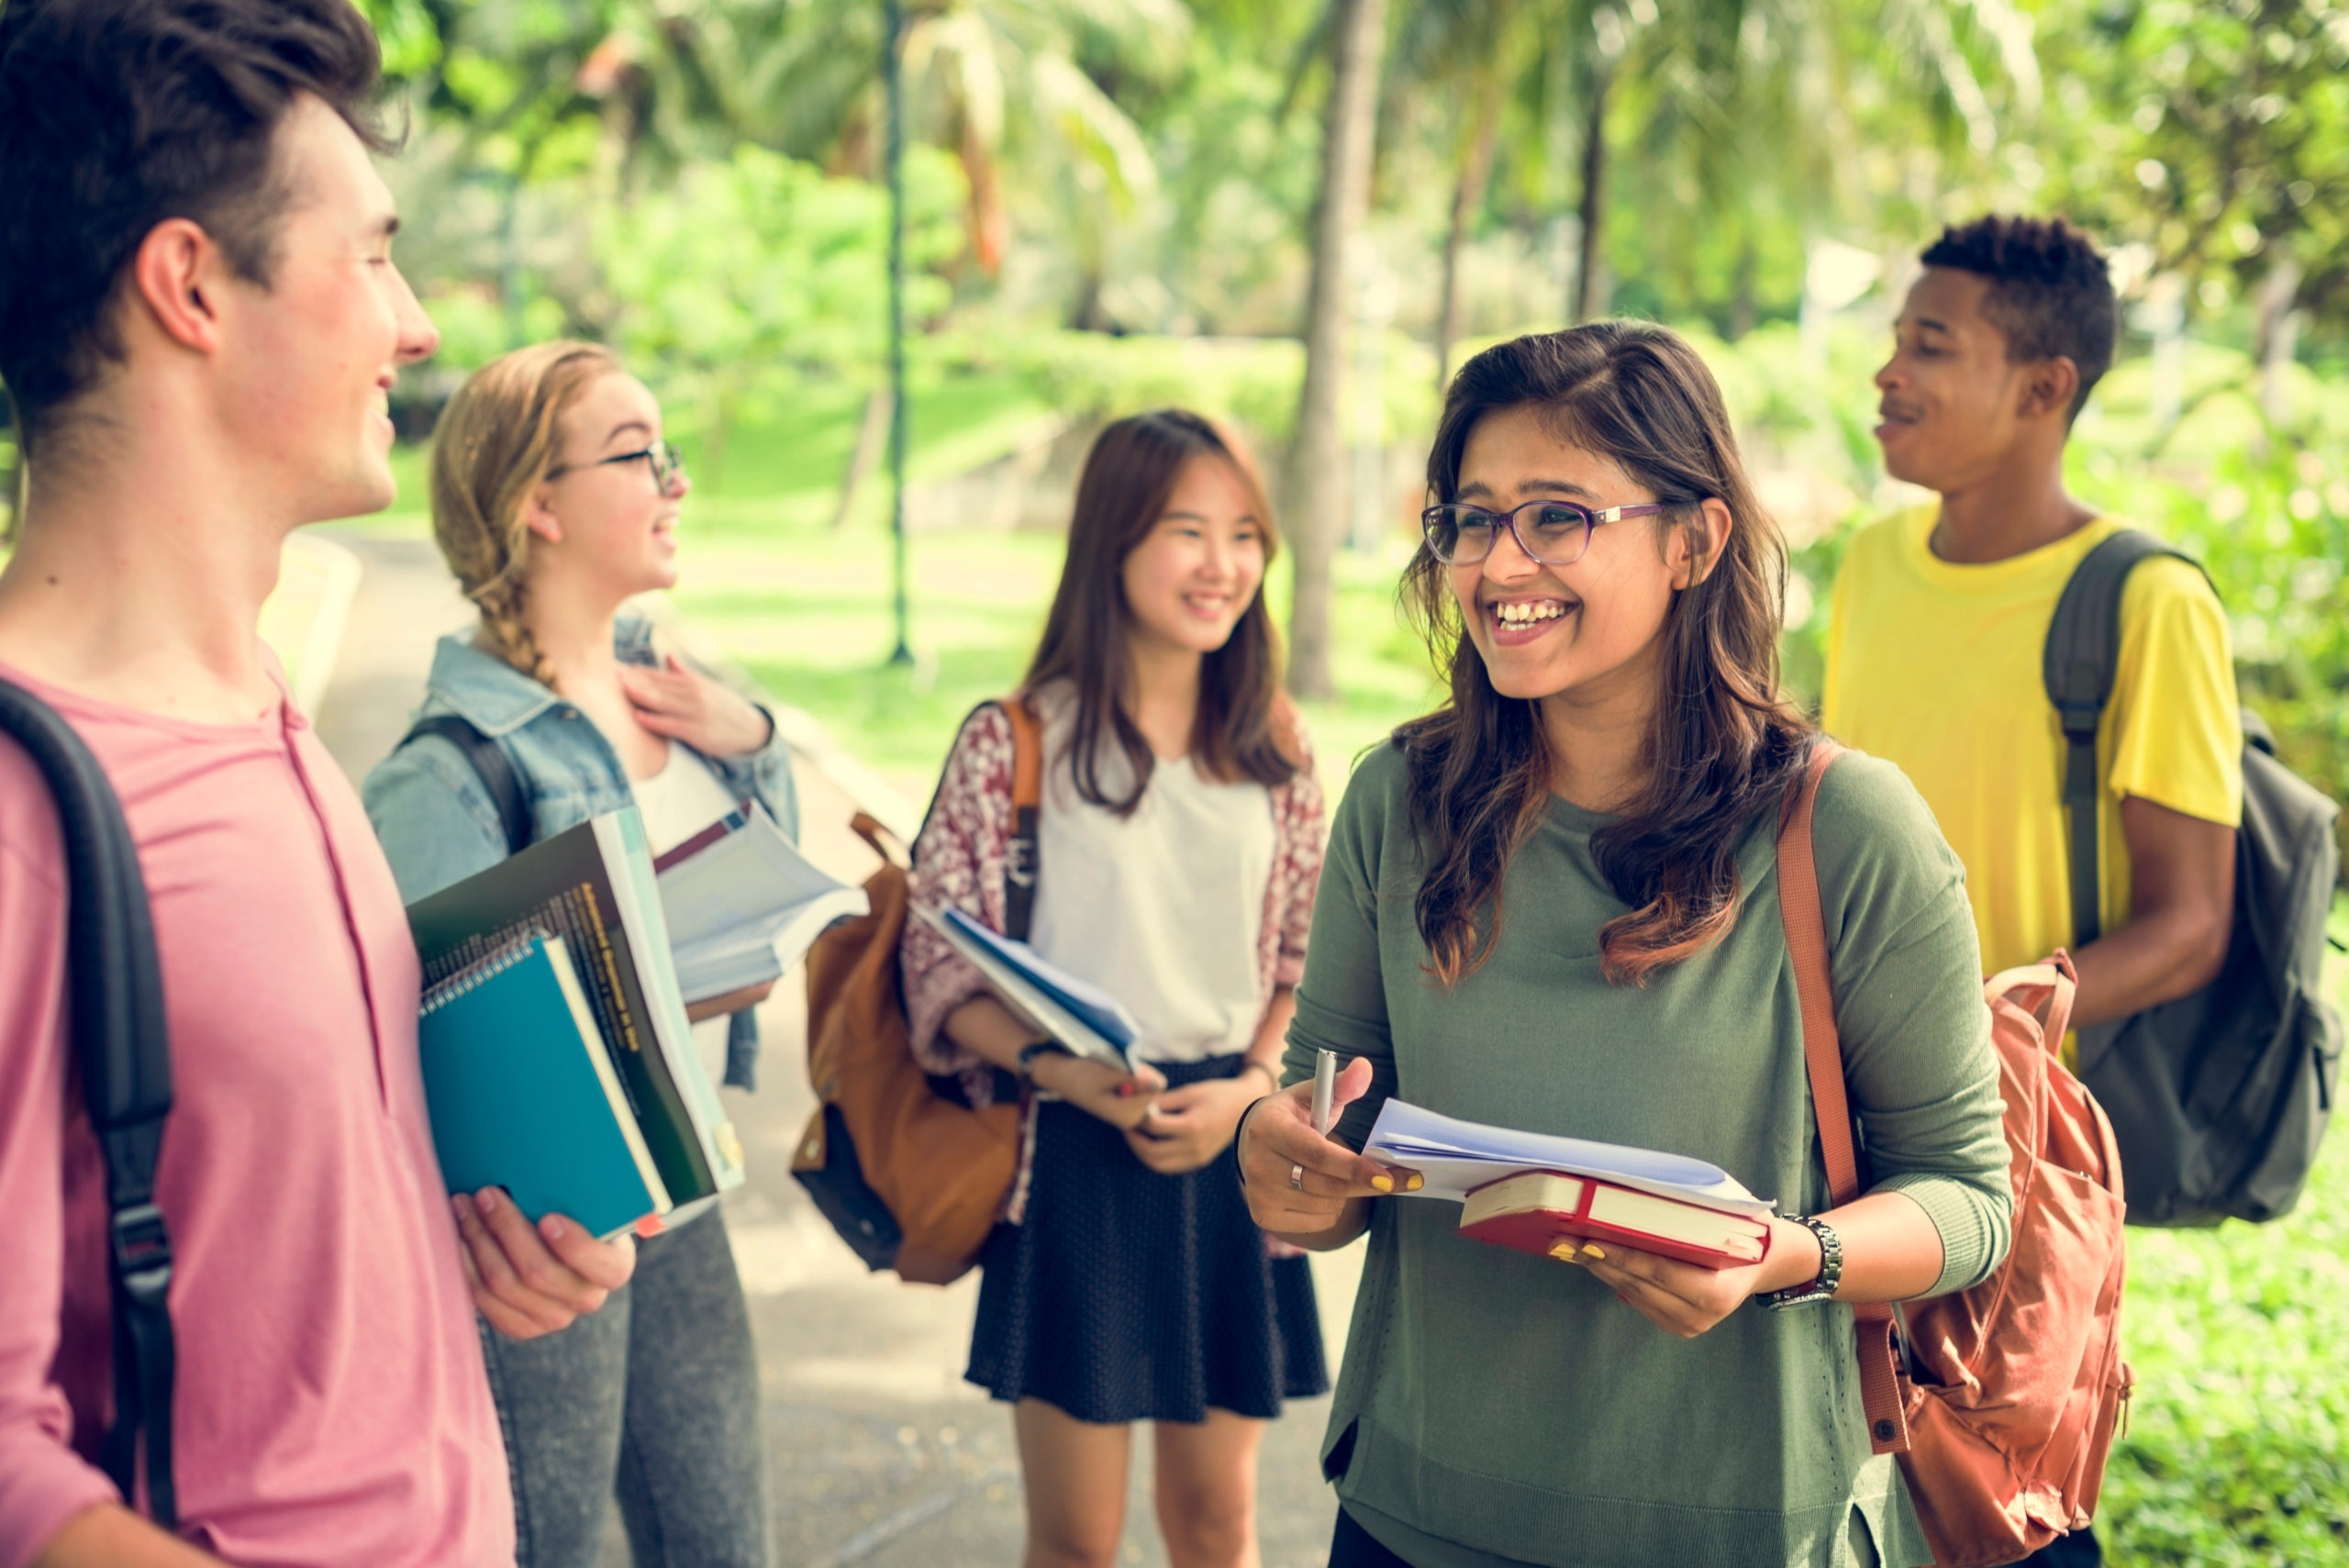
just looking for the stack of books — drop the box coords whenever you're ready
[1364,1099,1776,1269]
[408,805,866,1240]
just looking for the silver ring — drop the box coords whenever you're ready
[1288,1163,1306,1191]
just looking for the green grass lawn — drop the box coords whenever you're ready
[2100,915,2349,1567]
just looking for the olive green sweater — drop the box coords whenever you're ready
[1282,745,2012,1568]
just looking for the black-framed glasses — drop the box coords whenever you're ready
[1420,497,1676,566]
[548,439,688,495]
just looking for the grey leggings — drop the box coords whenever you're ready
[477,1207,769,1568]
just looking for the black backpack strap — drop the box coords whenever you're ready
[912,698,1045,940]
[0,680,178,1528]
[2042,528,2204,946]
[402,714,531,856]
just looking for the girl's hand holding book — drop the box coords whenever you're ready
[1560,1216,1824,1339]
[1029,1049,1166,1132]
[1237,1057,1421,1243]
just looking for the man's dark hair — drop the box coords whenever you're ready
[0,0,389,452]
[1920,215,2117,422]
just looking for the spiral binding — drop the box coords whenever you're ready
[421,928,551,1016]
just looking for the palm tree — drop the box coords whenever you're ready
[607,0,1184,289]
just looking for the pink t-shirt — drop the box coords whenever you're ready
[0,660,514,1567]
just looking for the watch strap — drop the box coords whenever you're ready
[1764,1215,1843,1310]
[1016,1039,1069,1084]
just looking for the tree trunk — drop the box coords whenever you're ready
[2255,257,2303,429]
[829,386,895,530]
[1285,0,1388,703]
[1729,237,1758,340]
[1572,70,1612,323]
[1436,100,1500,396]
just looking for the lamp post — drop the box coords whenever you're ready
[884,0,913,667]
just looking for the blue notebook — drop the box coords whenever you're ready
[938,906,1141,1054]
[417,930,673,1240]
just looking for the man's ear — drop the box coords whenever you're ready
[127,218,228,355]
[2016,356,2081,424]
[1670,498,1735,590]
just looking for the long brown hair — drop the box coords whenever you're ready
[1398,323,1814,987]
[428,340,620,688]
[1022,409,1296,814]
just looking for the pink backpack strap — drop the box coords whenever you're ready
[1776,741,1911,1457]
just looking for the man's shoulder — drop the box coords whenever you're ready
[2113,539,2225,618]
[0,729,68,895]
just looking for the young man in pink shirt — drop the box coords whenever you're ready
[0,2,635,1563]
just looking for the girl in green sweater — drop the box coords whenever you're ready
[1237,324,2012,1568]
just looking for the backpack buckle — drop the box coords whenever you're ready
[109,1202,174,1302]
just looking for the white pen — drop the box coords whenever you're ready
[1310,1048,1338,1138]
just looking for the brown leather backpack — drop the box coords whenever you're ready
[1780,743,2134,1567]
[791,699,1041,1285]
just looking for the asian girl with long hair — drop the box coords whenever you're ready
[900,409,1330,1568]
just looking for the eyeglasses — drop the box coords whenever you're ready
[548,439,688,495]
[1419,497,1677,566]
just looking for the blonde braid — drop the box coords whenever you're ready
[428,340,621,692]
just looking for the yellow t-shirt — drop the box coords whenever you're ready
[1822,507,2243,978]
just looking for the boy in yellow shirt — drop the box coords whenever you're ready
[1823,216,2241,1565]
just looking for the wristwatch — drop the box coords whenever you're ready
[1016,1039,1070,1086]
[1764,1215,1843,1311]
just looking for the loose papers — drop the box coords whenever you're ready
[1364,1097,1776,1220]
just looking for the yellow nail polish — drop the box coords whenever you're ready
[1406,1173,1424,1191]
[1370,1174,1394,1194]
[1581,1243,1606,1260]
[1549,1240,1582,1262]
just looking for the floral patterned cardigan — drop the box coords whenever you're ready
[897,698,1329,1222]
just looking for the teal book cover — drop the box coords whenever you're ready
[417,930,671,1240]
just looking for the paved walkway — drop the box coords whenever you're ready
[309,529,1360,1568]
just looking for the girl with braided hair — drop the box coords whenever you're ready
[365,340,796,1568]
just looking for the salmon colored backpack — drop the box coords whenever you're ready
[1779,744,2134,1567]
[791,699,1042,1285]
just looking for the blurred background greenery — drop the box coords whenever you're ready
[232,0,2343,834]
[4,4,2345,1559]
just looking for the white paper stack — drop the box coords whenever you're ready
[1363,1098,1776,1219]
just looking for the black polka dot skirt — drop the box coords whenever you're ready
[965,1052,1330,1424]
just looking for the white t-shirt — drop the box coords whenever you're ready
[1025,700,1275,1065]
[627,741,743,1088]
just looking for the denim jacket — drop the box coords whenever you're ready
[362,616,800,1089]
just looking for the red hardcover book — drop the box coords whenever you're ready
[1458,1170,1773,1270]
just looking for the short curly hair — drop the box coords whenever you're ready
[0,0,390,452]
[1920,216,2117,422]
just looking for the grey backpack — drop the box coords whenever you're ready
[2046,529,2343,1226]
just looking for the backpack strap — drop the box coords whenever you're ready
[402,714,531,857]
[2041,529,2204,947]
[0,680,180,1527]
[999,697,1043,942]
[1776,740,1910,1457]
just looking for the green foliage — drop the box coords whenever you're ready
[2036,0,2349,331]
[596,143,963,489]
[2099,1058,2349,1566]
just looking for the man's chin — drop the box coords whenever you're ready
[1876,423,1950,484]
[308,469,399,526]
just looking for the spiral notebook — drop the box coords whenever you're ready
[406,807,744,1214]
[417,929,674,1240]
